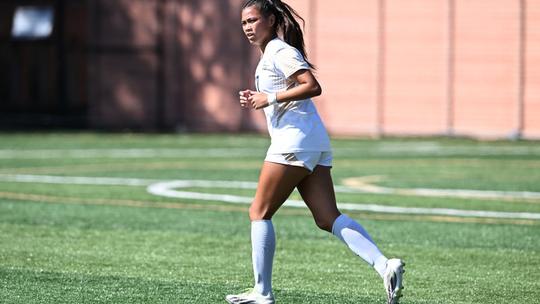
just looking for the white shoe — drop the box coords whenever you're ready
[225,289,275,304]
[383,258,405,304]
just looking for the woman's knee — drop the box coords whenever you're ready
[312,210,341,232]
[313,216,335,232]
[249,203,273,221]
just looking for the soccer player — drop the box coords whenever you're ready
[226,1,405,303]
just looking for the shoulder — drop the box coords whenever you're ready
[266,39,306,65]
[264,38,309,77]
[265,38,299,57]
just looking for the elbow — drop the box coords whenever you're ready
[312,83,322,97]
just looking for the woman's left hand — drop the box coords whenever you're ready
[246,91,270,110]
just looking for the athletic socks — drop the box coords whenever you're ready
[332,214,388,278]
[251,220,275,296]
[250,215,386,296]
[374,255,389,278]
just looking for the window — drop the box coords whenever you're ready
[11,6,54,40]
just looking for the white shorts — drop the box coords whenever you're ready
[265,151,333,172]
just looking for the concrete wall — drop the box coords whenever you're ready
[285,0,539,139]
[87,0,261,132]
[18,0,536,138]
[526,1,540,138]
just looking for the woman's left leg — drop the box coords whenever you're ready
[296,165,388,276]
[297,165,405,304]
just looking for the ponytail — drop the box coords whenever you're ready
[242,0,315,69]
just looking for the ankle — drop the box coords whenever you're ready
[374,255,389,278]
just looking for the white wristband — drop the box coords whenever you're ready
[267,93,278,106]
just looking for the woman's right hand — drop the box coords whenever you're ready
[239,90,252,108]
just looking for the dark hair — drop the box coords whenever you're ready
[242,0,314,69]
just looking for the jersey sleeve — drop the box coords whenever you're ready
[274,47,310,79]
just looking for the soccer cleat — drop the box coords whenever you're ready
[225,289,275,304]
[383,258,405,304]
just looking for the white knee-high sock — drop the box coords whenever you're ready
[251,220,275,296]
[332,214,388,277]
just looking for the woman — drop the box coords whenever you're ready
[227,1,405,303]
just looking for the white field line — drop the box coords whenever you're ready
[0,174,157,186]
[371,143,540,156]
[146,181,540,220]
[0,148,263,159]
[1,174,540,220]
[1,143,540,159]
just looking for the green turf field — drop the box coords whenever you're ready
[0,132,539,303]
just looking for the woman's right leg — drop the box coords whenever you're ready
[249,161,310,221]
[226,161,309,304]
[250,162,309,296]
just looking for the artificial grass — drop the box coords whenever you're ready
[1,133,539,303]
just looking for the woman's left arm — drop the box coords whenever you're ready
[276,69,322,103]
[247,69,322,109]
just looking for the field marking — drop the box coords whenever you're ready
[0,191,250,213]
[1,174,540,220]
[146,180,540,220]
[0,161,262,175]
[0,148,263,159]
[1,143,540,159]
[367,142,540,156]
[339,176,540,202]
[2,191,537,226]
[0,174,156,186]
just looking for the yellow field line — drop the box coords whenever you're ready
[342,176,540,203]
[0,191,249,213]
[0,191,538,226]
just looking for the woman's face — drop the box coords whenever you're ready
[241,6,275,46]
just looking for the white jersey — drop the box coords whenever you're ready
[255,38,331,153]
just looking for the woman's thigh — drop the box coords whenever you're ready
[297,165,341,232]
[250,161,310,220]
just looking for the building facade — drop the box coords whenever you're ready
[1,0,539,139]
